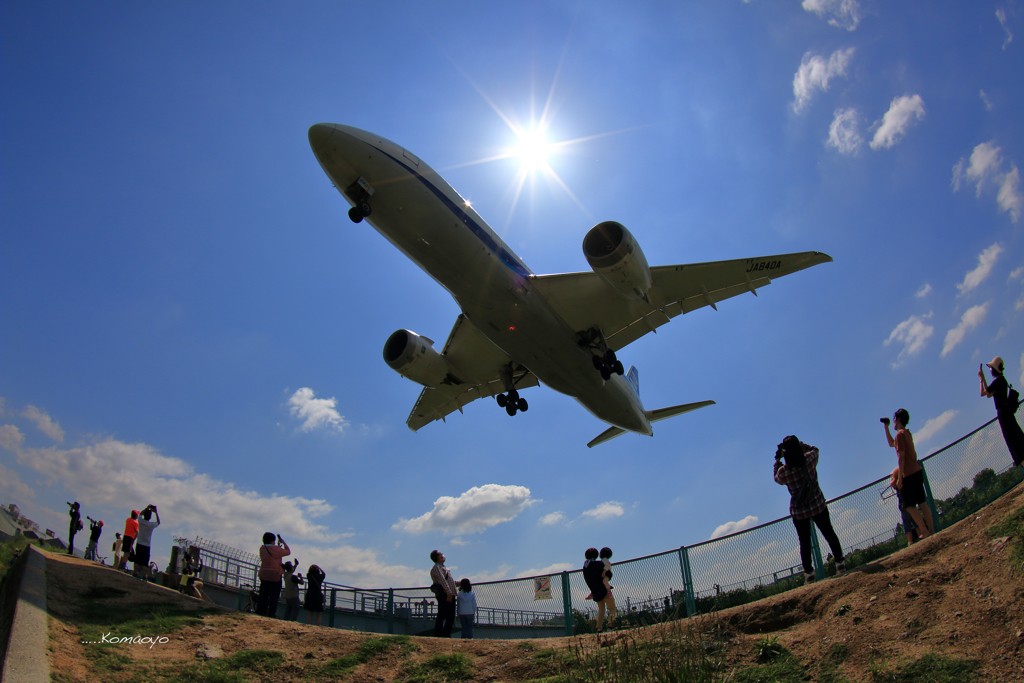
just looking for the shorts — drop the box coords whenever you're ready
[901,469,927,508]
[134,544,151,566]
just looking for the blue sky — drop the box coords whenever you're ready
[1,1,1022,588]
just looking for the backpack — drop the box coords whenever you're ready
[1008,383,1020,414]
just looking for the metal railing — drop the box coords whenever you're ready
[195,410,1023,637]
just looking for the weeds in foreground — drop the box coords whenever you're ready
[321,634,417,676]
[753,635,786,663]
[868,651,978,682]
[562,618,726,683]
[401,653,474,683]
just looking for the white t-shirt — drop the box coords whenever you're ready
[136,518,159,546]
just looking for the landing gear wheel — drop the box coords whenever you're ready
[358,201,372,218]
[614,360,624,376]
[496,394,507,407]
[508,389,520,403]
[517,397,529,412]
[592,356,604,371]
[348,206,364,223]
[600,367,611,381]
[506,404,517,416]
[605,349,617,364]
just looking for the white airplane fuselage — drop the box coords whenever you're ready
[309,123,652,435]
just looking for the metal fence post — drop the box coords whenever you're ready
[677,546,696,617]
[237,585,245,611]
[561,571,573,636]
[810,527,825,580]
[387,588,394,634]
[921,467,941,532]
[329,589,336,628]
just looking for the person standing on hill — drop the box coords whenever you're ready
[882,410,934,538]
[430,550,457,638]
[774,435,846,584]
[67,502,82,555]
[256,532,290,617]
[133,505,160,580]
[112,532,123,568]
[84,518,103,560]
[583,547,617,631]
[457,578,477,639]
[980,356,1024,468]
[119,510,139,570]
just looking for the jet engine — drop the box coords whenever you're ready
[583,221,652,302]
[382,329,452,387]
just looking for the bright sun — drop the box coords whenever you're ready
[514,128,552,173]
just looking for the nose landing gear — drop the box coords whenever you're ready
[345,177,375,223]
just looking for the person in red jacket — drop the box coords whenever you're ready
[118,510,139,570]
[256,532,291,617]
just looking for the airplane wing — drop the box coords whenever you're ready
[406,314,538,431]
[530,251,832,352]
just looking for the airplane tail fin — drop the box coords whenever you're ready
[586,399,716,448]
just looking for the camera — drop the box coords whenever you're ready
[775,444,785,461]
[87,516,96,523]
[880,417,890,425]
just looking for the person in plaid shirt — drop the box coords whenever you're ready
[430,550,458,637]
[774,435,845,584]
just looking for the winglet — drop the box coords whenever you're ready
[645,400,716,423]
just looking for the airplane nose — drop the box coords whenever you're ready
[308,123,336,153]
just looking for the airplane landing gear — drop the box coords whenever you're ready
[578,328,625,380]
[345,177,374,223]
[495,366,530,417]
[348,201,371,223]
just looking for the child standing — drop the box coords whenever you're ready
[599,547,614,594]
[457,578,477,639]
[304,564,326,626]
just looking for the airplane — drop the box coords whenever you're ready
[308,123,832,447]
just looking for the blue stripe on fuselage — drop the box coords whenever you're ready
[376,148,532,278]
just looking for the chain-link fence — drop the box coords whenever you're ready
[191,411,1022,637]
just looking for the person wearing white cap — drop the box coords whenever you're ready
[979,356,1024,468]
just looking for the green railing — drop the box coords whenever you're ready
[232,411,1024,637]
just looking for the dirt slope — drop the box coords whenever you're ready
[41,481,1024,682]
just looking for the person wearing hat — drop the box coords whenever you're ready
[980,356,1024,467]
[119,510,139,570]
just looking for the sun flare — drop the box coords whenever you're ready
[513,128,553,174]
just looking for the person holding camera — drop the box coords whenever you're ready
[881,410,934,538]
[979,356,1024,468]
[256,532,291,617]
[133,504,160,581]
[773,436,845,584]
[304,564,326,626]
[84,518,103,560]
[66,502,82,555]
[282,560,304,621]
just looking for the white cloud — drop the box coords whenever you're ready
[826,108,862,154]
[580,501,625,521]
[0,460,37,502]
[791,48,855,113]
[449,537,470,546]
[1009,267,1024,281]
[802,0,862,31]
[1016,293,1024,312]
[915,283,932,298]
[20,405,65,443]
[0,430,339,545]
[288,388,347,433]
[869,95,925,150]
[884,312,934,365]
[997,165,1022,222]
[997,7,1013,49]
[285,542,424,588]
[980,89,994,111]
[538,511,566,526]
[941,303,991,358]
[710,515,759,540]
[392,484,535,535]
[952,142,1023,222]
[957,243,1003,295]
[914,410,958,443]
[1020,351,1024,387]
